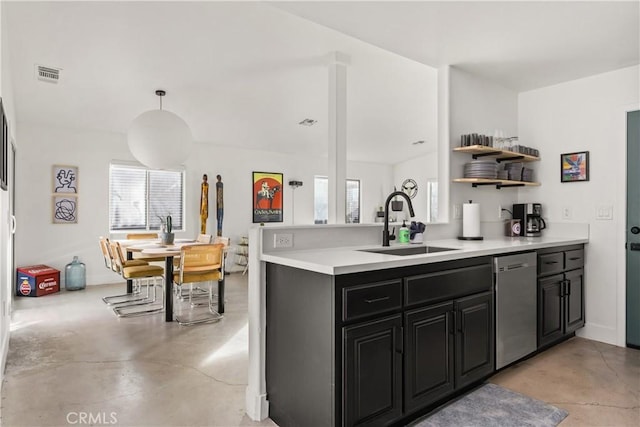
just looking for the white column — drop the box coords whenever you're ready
[328,52,350,224]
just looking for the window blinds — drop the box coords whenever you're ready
[109,164,184,231]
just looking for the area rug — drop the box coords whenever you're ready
[411,383,568,427]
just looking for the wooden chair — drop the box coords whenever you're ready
[173,244,224,325]
[196,234,212,243]
[111,241,166,317]
[100,237,150,305]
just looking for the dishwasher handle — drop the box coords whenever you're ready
[497,262,534,272]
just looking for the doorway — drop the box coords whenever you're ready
[627,110,640,348]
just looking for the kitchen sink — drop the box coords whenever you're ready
[359,246,458,256]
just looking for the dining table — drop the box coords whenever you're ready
[123,239,225,322]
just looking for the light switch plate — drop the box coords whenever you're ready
[453,204,462,220]
[562,206,572,220]
[596,205,613,220]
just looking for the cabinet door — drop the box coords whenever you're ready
[404,302,455,413]
[538,274,564,347]
[343,315,403,426]
[454,291,494,389]
[565,269,585,334]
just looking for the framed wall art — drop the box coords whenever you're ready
[252,171,283,223]
[53,165,78,193]
[560,151,589,182]
[52,195,78,224]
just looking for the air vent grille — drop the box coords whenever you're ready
[36,65,61,83]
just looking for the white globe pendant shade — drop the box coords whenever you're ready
[127,108,193,170]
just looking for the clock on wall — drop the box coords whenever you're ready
[401,178,418,199]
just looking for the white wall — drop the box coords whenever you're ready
[448,67,520,234]
[393,151,438,223]
[518,65,640,346]
[0,0,18,391]
[14,123,392,284]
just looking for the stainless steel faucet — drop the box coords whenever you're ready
[383,191,415,246]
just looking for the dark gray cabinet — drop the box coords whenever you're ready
[344,315,403,426]
[404,302,455,413]
[537,245,585,348]
[403,291,494,414]
[266,256,493,427]
[455,291,494,389]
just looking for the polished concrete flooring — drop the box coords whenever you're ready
[1,274,639,426]
[490,337,640,426]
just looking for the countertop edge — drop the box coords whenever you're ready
[260,237,588,275]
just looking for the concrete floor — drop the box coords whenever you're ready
[1,274,638,426]
[490,336,640,426]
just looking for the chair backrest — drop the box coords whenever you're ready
[126,233,158,240]
[213,236,230,247]
[110,241,132,274]
[196,234,212,243]
[99,237,112,270]
[179,244,224,276]
[102,239,120,273]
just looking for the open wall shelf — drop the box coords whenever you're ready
[453,178,541,189]
[454,145,540,162]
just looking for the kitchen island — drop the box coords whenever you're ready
[245,224,589,426]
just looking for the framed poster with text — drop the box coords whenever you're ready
[252,171,283,223]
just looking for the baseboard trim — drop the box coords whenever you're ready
[245,388,269,421]
[577,322,618,346]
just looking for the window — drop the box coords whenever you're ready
[314,176,328,224]
[314,176,360,224]
[427,179,438,223]
[109,163,184,232]
[346,179,360,223]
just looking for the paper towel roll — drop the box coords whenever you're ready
[463,203,481,238]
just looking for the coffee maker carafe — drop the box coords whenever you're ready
[513,203,547,237]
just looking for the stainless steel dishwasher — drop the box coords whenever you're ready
[494,252,537,369]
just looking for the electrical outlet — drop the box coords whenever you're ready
[498,205,510,220]
[562,206,572,220]
[453,204,462,220]
[274,233,293,248]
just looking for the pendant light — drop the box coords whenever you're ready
[127,90,193,170]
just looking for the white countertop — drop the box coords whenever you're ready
[260,236,588,275]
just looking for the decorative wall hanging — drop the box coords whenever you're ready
[1,97,8,191]
[401,178,418,198]
[200,174,209,234]
[52,195,77,224]
[252,171,283,223]
[560,151,589,182]
[53,165,78,193]
[216,174,224,236]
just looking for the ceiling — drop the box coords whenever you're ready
[4,1,638,165]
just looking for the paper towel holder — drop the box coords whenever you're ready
[458,236,484,241]
[458,199,484,241]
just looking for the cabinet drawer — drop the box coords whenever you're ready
[565,249,584,271]
[343,280,402,322]
[404,264,492,307]
[538,252,564,276]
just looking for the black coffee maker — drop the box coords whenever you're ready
[513,203,547,237]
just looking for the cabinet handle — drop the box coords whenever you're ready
[566,280,571,296]
[568,257,581,261]
[364,296,390,304]
[448,311,455,335]
[560,281,565,297]
[395,326,403,353]
[545,261,559,265]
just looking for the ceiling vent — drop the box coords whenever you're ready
[35,65,61,84]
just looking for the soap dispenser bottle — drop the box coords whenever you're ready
[398,220,410,243]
